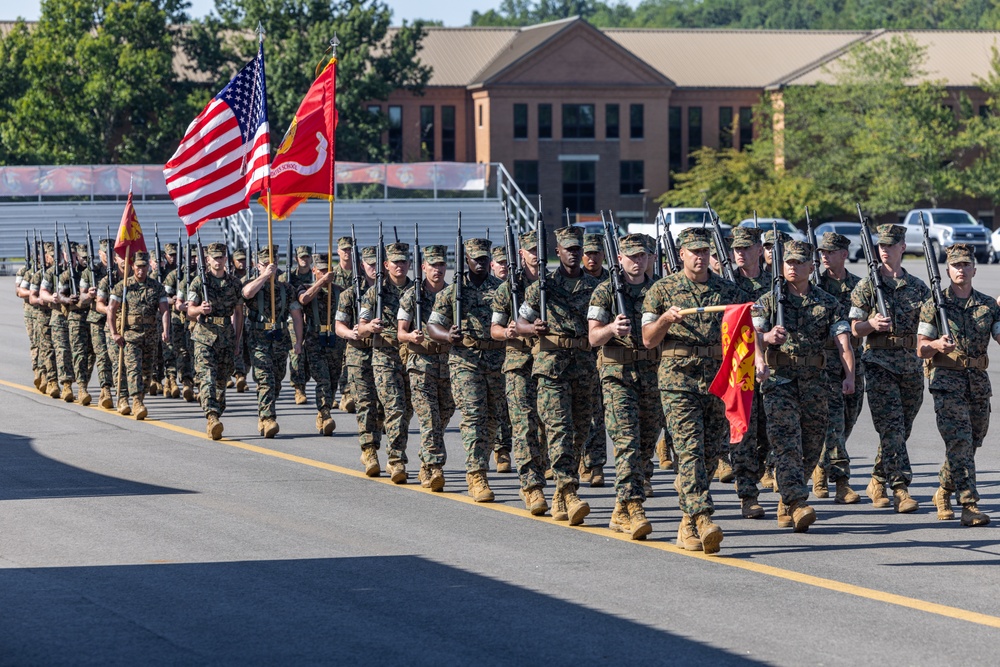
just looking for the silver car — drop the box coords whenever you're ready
[901,209,991,263]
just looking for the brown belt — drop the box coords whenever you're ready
[866,333,916,350]
[765,348,826,369]
[347,338,373,350]
[407,340,451,355]
[127,315,156,326]
[456,335,505,351]
[599,345,661,365]
[929,351,989,370]
[660,341,723,360]
[534,334,592,353]
[372,333,399,349]
[506,338,530,352]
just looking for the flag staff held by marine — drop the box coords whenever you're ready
[111,180,147,389]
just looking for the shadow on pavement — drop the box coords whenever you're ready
[0,431,192,501]
[0,555,766,665]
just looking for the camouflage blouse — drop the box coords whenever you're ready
[186,271,243,346]
[918,286,1000,396]
[519,268,599,379]
[849,270,930,375]
[491,273,536,373]
[430,271,503,372]
[589,276,657,380]
[736,267,772,300]
[111,276,167,342]
[336,287,373,368]
[399,281,450,374]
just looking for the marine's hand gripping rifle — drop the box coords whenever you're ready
[805,206,820,284]
[503,203,521,317]
[771,219,786,328]
[601,211,627,318]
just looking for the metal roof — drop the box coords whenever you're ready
[414,26,519,87]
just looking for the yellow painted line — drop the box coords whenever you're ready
[3,377,1000,630]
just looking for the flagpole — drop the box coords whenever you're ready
[255,21,276,328]
[325,35,339,336]
[116,245,131,399]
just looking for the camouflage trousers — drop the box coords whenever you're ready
[50,313,75,385]
[170,316,193,382]
[452,363,503,473]
[661,390,726,516]
[153,326,164,381]
[34,313,57,381]
[116,333,158,399]
[90,320,113,389]
[492,386,512,455]
[409,356,455,466]
[506,365,546,491]
[68,314,94,387]
[303,335,341,412]
[194,334,236,417]
[347,356,383,448]
[24,306,37,372]
[248,329,289,419]
[373,351,412,465]
[537,371,595,491]
[288,321,309,388]
[602,365,660,503]
[583,377,608,470]
[932,379,990,505]
[730,389,770,499]
[233,331,248,378]
[866,363,923,489]
[763,371,830,506]
[819,360,865,482]
[162,319,177,381]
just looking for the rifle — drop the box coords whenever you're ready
[375,222,385,321]
[856,203,889,318]
[86,222,95,276]
[54,220,62,276]
[661,211,680,275]
[601,211,627,317]
[252,226,260,279]
[770,219,786,328]
[705,200,736,282]
[919,211,951,341]
[154,222,163,281]
[287,225,293,281]
[63,225,78,297]
[565,207,572,228]
[351,225,364,319]
[24,232,31,275]
[653,210,663,280]
[106,225,115,292]
[455,212,464,335]
[178,238,188,313]
[805,206,820,284]
[414,223,423,329]
[537,196,547,321]
[196,231,209,323]
[503,203,521,317]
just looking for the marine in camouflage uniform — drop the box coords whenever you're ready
[155,243,179,397]
[360,242,414,484]
[488,244,513,472]
[815,232,865,503]
[428,237,505,502]
[327,237,355,407]
[588,234,661,540]
[62,244,97,405]
[917,244,999,527]
[491,232,547,514]
[398,245,454,491]
[580,232,610,487]
[849,224,930,513]
[287,245,315,405]
[753,240,854,533]
[335,246,385,476]
[107,251,170,420]
[29,244,59,398]
[641,227,752,554]
[186,242,245,440]
[518,226,599,524]
[91,242,117,409]
[39,247,77,400]
[298,252,342,435]
[167,244,198,401]
[15,259,41,388]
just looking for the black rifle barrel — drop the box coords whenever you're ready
[455,213,464,335]
[414,223,423,328]
[856,203,889,318]
[919,211,951,340]
[772,219,786,328]
[537,196,547,321]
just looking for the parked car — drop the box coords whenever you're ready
[572,221,624,237]
[990,227,1000,264]
[628,207,730,238]
[737,218,807,243]
[813,222,873,263]
[901,209,991,263]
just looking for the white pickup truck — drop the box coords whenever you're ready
[901,209,991,263]
[627,207,731,237]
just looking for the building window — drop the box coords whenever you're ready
[620,160,644,195]
[739,107,753,148]
[514,160,539,196]
[562,161,596,215]
[420,105,434,160]
[367,104,381,115]
[388,105,403,161]
[669,106,682,172]
[478,105,483,128]
[688,107,702,159]
[630,104,644,140]
[562,104,595,139]
[538,104,552,139]
[606,104,619,139]
[513,103,528,139]
[441,105,456,161]
[719,106,733,149]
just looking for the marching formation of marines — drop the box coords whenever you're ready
[14,209,998,555]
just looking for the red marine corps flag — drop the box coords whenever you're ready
[114,188,146,260]
[709,303,756,443]
[258,54,337,219]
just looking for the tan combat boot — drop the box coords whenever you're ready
[716,457,735,483]
[812,466,829,499]
[116,396,131,415]
[588,467,605,488]
[61,382,75,402]
[388,461,407,485]
[418,464,431,488]
[519,487,547,515]
[148,379,161,396]
[789,500,816,533]
[609,501,632,534]
[360,447,380,477]
[466,471,495,503]
[776,500,793,528]
[835,479,860,504]
[656,436,671,470]
[316,409,335,436]
[551,487,569,521]
[866,477,891,508]
[933,487,955,520]
[182,380,195,402]
[759,469,776,492]
[893,487,919,514]
[578,461,591,485]
[77,385,91,406]
[47,380,60,398]
[961,503,990,527]
[694,512,723,554]
[132,395,148,421]
[99,387,113,410]
[339,392,356,413]
[643,479,654,498]
[741,495,765,519]
[676,514,702,551]
[495,451,512,473]
[33,370,42,390]
[235,374,247,393]
[206,414,223,440]
[226,377,235,388]
[294,384,307,405]
[544,468,554,480]
[627,500,652,541]
[35,371,47,393]
[260,418,279,439]
[419,465,444,491]
[563,487,590,526]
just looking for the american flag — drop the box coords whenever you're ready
[164,42,271,234]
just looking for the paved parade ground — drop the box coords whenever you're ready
[1,259,999,665]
